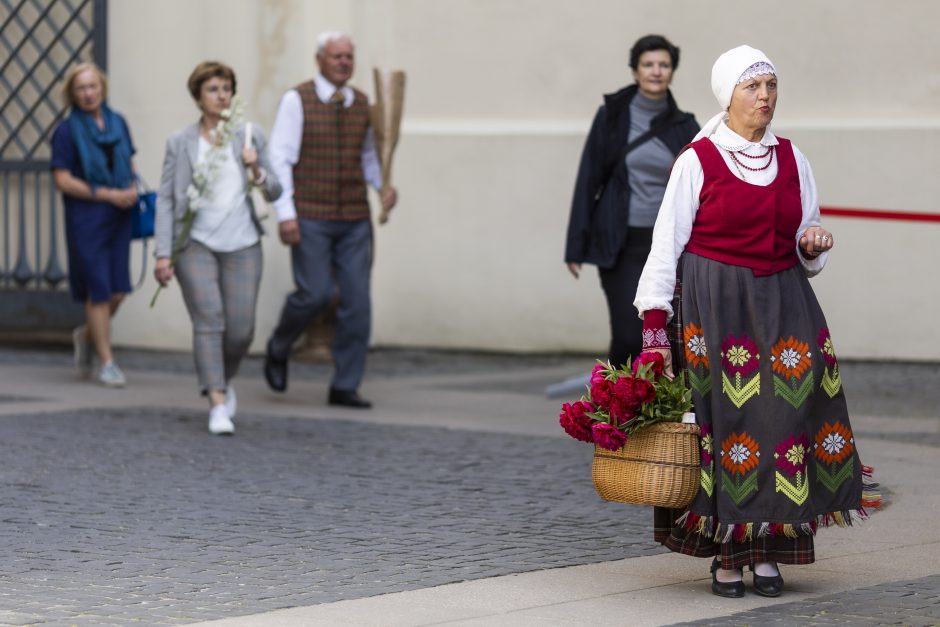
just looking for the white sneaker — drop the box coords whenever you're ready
[73,326,93,377]
[97,361,126,388]
[208,404,234,435]
[224,386,237,419]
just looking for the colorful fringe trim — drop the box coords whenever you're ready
[675,464,882,543]
[860,464,882,509]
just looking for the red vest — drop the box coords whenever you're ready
[684,137,802,276]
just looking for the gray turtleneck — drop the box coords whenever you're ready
[626,92,674,227]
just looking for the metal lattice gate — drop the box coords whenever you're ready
[0,0,107,329]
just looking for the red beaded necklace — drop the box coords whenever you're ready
[736,145,773,159]
[729,145,775,171]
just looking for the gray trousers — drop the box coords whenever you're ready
[175,241,263,393]
[268,218,371,391]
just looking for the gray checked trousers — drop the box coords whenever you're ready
[175,240,263,393]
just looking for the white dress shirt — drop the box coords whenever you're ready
[633,121,828,319]
[267,73,383,222]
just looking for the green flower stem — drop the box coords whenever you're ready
[149,97,246,308]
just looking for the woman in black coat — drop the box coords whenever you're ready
[565,34,699,367]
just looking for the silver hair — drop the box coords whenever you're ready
[316,31,353,54]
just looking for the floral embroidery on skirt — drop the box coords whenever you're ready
[661,253,879,550]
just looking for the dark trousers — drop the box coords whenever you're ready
[598,227,653,368]
[268,218,372,391]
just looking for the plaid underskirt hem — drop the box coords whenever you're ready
[653,506,814,569]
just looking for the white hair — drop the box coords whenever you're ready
[316,31,353,54]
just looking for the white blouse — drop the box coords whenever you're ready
[633,121,828,320]
[189,138,259,253]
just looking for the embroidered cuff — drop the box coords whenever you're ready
[642,309,670,349]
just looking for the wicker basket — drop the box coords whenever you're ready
[592,422,701,508]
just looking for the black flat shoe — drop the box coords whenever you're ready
[328,387,372,409]
[749,565,784,597]
[711,558,745,598]
[264,341,288,392]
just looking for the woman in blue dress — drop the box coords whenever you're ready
[51,63,138,387]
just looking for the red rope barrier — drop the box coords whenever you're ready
[821,206,940,223]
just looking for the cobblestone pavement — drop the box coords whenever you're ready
[0,346,938,626]
[668,574,940,626]
[0,344,938,414]
[0,406,660,626]
[0,344,584,381]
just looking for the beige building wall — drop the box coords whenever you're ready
[107,0,940,360]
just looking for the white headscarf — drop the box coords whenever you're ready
[693,45,776,142]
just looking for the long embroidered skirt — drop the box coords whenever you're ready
[654,252,878,569]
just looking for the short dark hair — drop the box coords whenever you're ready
[187,61,237,101]
[629,34,680,71]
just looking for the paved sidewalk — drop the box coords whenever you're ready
[0,344,937,626]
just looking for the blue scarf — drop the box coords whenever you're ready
[67,103,133,191]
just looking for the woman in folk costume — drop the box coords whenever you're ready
[633,45,879,598]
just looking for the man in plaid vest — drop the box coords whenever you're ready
[265,31,397,408]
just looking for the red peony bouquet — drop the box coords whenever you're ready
[559,352,693,451]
